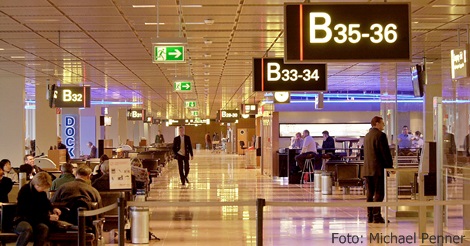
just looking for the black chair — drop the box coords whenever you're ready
[239,141,248,155]
[0,203,18,246]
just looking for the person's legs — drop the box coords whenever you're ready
[15,221,33,246]
[183,156,190,183]
[295,153,307,170]
[365,176,376,223]
[33,223,49,246]
[372,175,385,220]
[176,155,185,185]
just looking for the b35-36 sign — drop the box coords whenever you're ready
[217,110,240,122]
[253,58,327,92]
[284,3,410,62]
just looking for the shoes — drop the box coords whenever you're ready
[186,177,190,184]
[367,217,373,223]
[373,217,390,223]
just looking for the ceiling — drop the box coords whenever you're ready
[0,0,469,118]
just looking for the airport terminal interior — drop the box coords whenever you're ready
[1,0,470,245]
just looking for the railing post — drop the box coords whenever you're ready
[118,196,126,246]
[78,207,86,246]
[256,198,266,246]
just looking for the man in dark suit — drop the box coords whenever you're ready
[173,126,194,186]
[363,116,393,223]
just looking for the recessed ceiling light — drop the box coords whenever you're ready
[182,5,202,7]
[132,5,156,8]
[204,19,215,25]
[204,64,211,68]
[27,63,41,66]
[145,22,165,25]
[432,4,456,7]
[204,72,210,76]
[0,48,4,51]
[203,54,211,58]
[10,56,25,59]
[204,40,213,45]
[186,22,205,25]
[204,78,209,82]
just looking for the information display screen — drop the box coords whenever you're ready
[284,3,410,62]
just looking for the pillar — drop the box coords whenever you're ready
[35,82,57,158]
[0,75,25,166]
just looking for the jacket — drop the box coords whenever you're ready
[16,183,53,226]
[173,135,194,158]
[362,128,393,177]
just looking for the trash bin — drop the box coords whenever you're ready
[314,171,322,192]
[130,206,149,244]
[321,172,332,195]
[196,144,201,150]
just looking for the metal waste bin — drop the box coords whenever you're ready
[321,172,332,195]
[314,171,322,192]
[130,206,149,244]
[196,143,201,150]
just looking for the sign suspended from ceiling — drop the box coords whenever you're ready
[252,58,327,92]
[451,46,470,79]
[284,3,411,62]
[53,86,91,108]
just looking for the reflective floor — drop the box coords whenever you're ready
[120,150,468,245]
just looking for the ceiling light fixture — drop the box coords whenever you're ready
[132,5,156,8]
[182,4,202,7]
[432,4,456,7]
[145,22,165,25]
[203,54,211,58]
[0,48,4,51]
[204,78,209,82]
[204,40,213,45]
[186,22,205,25]
[10,56,25,59]
[204,72,210,76]
[204,64,211,68]
[204,19,215,25]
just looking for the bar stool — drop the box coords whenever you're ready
[300,154,315,184]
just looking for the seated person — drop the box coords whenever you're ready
[294,130,318,170]
[19,154,45,180]
[411,131,424,150]
[131,157,150,191]
[397,125,412,150]
[290,132,303,149]
[50,163,75,191]
[0,162,14,202]
[0,159,19,183]
[51,167,102,207]
[91,154,109,183]
[321,130,335,154]
[15,172,61,246]
[92,160,110,191]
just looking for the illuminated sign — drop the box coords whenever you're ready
[451,47,469,79]
[54,86,91,108]
[145,116,153,123]
[168,119,186,126]
[284,3,410,62]
[63,115,78,158]
[191,111,199,117]
[241,104,258,115]
[127,109,146,121]
[153,45,185,63]
[253,58,326,91]
[185,101,197,108]
[218,110,240,122]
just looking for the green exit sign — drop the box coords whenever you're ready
[191,111,199,116]
[153,45,185,63]
[174,81,192,92]
[185,101,197,108]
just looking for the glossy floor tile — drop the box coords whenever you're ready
[116,150,469,245]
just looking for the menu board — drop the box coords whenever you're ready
[109,159,132,190]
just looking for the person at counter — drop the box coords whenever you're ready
[0,163,14,202]
[290,132,303,149]
[19,155,45,181]
[155,130,165,145]
[411,131,424,150]
[294,130,317,170]
[87,141,97,159]
[321,131,335,154]
[57,137,70,163]
[363,116,393,224]
[397,125,412,149]
[0,159,19,183]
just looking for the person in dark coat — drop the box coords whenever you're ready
[362,116,393,224]
[15,172,61,246]
[87,141,97,159]
[173,126,194,186]
[19,154,45,181]
[51,167,102,207]
[0,163,13,202]
[57,136,71,163]
[321,130,335,154]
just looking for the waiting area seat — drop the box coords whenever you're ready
[336,164,362,194]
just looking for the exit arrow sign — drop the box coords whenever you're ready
[174,81,192,92]
[185,101,197,108]
[153,45,185,63]
[191,111,199,116]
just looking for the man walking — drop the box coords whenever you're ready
[173,126,194,186]
[363,116,393,223]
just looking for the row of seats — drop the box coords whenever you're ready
[323,160,365,194]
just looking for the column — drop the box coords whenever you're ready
[118,108,128,145]
[0,75,25,166]
[35,82,57,158]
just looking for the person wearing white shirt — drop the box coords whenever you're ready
[411,131,424,150]
[294,130,317,170]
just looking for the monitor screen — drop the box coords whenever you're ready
[411,65,424,97]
